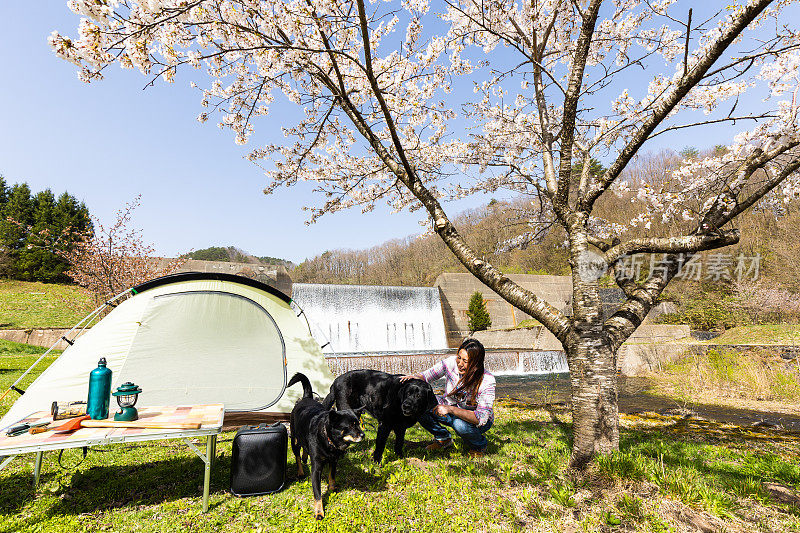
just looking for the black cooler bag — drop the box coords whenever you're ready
[230,422,287,496]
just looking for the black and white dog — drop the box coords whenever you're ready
[322,369,437,462]
[288,372,365,520]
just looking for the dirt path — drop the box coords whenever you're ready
[496,375,800,431]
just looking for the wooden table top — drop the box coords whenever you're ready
[0,404,224,453]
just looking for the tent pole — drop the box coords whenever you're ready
[2,288,133,399]
[291,300,337,357]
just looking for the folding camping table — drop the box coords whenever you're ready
[0,404,224,512]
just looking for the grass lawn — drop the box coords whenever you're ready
[0,281,95,330]
[1,339,800,531]
[0,340,60,416]
[709,325,800,345]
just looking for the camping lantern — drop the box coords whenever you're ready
[112,382,142,421]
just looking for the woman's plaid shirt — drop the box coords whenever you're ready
[421,356,495,427]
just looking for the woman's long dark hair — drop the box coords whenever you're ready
[448,338,486,406]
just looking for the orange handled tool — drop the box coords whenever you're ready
[31,415,201,433]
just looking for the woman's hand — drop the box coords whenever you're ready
[433,404,452,416]
[399,373,423,382]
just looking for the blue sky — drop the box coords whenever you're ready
[0,3,459,263]
[0,3,777,264]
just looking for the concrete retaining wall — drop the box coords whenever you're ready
[433,273,573,346]
[324,349,568,376]
[472,327,563,350]
[153,258,293,296]
[472,324,692,376]
[617,342,800,376]
[433,272,679,348]
[0,328,75,350]
[690,344,800,360]
[472,324,691,351]
[617,343,689,375]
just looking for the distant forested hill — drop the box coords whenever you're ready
[292,149,800,300]
[182,246,294,268]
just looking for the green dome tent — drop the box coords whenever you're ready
[0,273,335,430]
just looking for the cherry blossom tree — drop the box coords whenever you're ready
[62,196,184,305]
[52,0,800,467]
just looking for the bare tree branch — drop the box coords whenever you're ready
[581,0,774,213]
[603,230,740,266]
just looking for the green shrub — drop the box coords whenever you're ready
[772,369,800,400]
[616,494,644,520]
[707,349,739,384]
[548,481,575,507]
[656,293,749,330]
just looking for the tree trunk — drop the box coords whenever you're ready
[563,214,619,468]
[566,334,619,468]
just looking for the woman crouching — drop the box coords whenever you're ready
[400,338,495,456]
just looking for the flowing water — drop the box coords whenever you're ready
[293,283,449,353]
[324,349,568,376]
[292,282,569,378]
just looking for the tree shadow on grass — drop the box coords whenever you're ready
[289,455,388,495]
[392,417,573,467]
[491,417,573,450]
[0,469,38,514]
[42,455,220,516]
[0,455,217,527]
[621,391,800,431]
[614,424,800,489]
[31,449,388,519]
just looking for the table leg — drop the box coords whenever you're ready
[33,451,43,488]
[0,455,15,472]
[202,435,215,512]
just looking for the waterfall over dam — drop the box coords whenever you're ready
[292,283,450,354]
[325,349,568,377]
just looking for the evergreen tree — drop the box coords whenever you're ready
[466,291,491,332]
[0,183,34,275]
[0,176,8,206]
[0,181,91,282]
[0,177,9,276]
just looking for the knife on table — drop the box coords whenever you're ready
[5,421,49,437]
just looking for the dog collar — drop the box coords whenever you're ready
[323,423,346,450]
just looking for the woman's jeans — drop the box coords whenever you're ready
[418,410,492,451]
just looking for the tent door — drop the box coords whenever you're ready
[116,290,286,411]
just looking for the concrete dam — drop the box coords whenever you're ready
[291,283,450,354]
[291,282,569,376]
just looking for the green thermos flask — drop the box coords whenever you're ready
[87,357,112,420]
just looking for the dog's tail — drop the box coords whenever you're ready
[321,393,335,410]
[287,372,314,399]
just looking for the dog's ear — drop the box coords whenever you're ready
[396,379,410,395]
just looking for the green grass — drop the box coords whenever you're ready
[0,340,60,416]
[0,280,95,329]
[709,325,800,345]
[1,340,800,531]
[656,347,800,402]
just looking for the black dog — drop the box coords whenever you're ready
[288,372,365,520]
[322,369,437,462]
